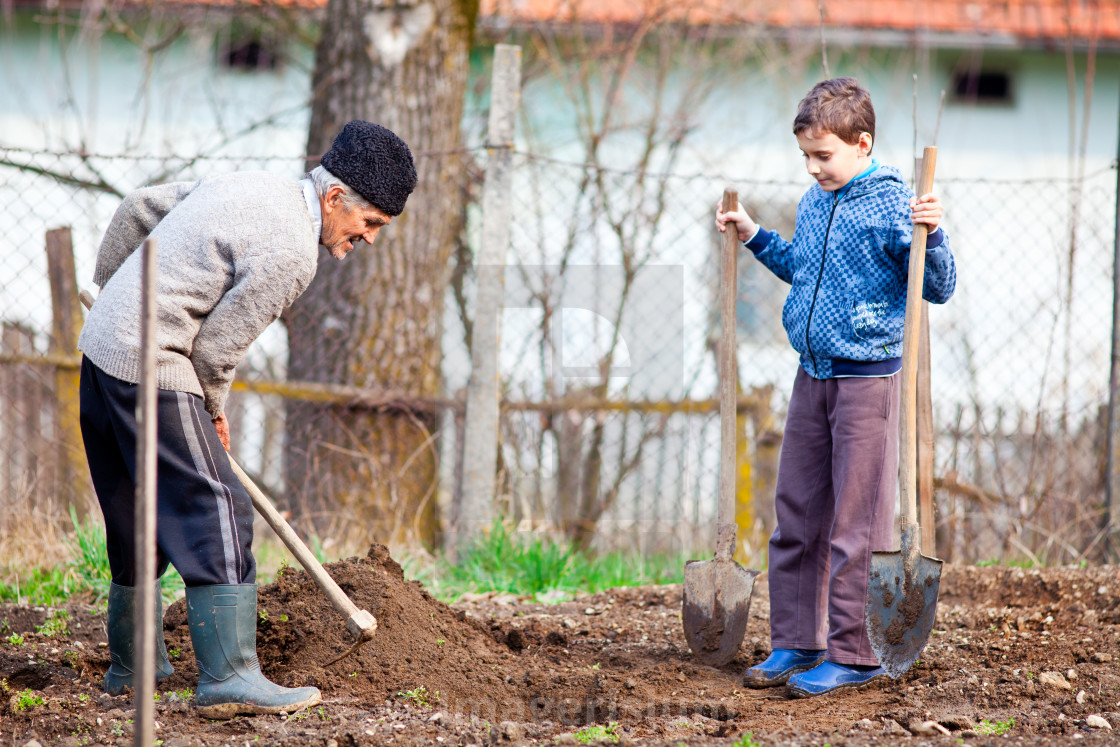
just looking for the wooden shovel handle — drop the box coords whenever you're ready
[716,189,739,561]
[918,303,936,554]
[900,147,937,531]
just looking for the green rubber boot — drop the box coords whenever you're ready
[104,581,175,695]
[186,584,321,719]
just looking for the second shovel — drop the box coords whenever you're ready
[865,146,943,679]
[682,189,761,667]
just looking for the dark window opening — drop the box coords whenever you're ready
[223,39,279,71]
[952,71,1012,104]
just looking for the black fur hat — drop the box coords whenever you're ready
[321,121,417,216]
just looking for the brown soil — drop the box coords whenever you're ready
[2,545,1120,746]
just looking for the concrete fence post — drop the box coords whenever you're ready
[451,44,521,557]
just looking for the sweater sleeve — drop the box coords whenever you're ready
[745,227,796,284]
[190,250,316,418]
[920,228,956,304]
[886,192,957,304]
[93,182,198,287]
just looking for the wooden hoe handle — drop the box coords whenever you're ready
[225,456,377,643]
[79,289,376,659]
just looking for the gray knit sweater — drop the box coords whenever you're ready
[78,171,319,418]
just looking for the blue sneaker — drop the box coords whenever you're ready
[743,648,826,688]
[787,660,888,697]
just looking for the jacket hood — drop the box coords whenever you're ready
[831,162,907,199]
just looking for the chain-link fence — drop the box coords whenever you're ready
[1,141,1117,566]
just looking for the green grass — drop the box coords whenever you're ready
[13,689,44,712]
[0,507,184,605]
[977,717,1015,735]
[397,686,438,707]
[5,515,683,607]
[35,609,70,637]
[403,522,686,602]
[976,557,1088,570]
[573,722,620,744]
[976,558,1039,569]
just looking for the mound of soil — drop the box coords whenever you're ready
[161,544,526,713]
[2,548,1119,746]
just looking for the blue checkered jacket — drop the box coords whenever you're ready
[745,163,956,379]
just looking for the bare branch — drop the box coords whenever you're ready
[0,156,124,197]
[933,89,946,147]
[817,0,830,77]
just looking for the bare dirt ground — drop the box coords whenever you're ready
[2,544,1119,746]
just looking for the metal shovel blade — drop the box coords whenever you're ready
[682,557,760,667]
[865,523,943,679]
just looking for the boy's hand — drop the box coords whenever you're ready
[715,199,760,243]
[910,192,943,232]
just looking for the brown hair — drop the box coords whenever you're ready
[792,77,876,147]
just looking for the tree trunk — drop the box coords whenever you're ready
[284,0,476,546]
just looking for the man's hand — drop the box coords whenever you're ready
[910,192,943,232]
[212,412,231,452]
[715,199,760,243]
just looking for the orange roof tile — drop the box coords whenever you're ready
[9,0,1119,43]
[479,0,1120,43]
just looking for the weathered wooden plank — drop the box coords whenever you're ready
[46,227,92,517]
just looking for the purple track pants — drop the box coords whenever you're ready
[767,367,900,666]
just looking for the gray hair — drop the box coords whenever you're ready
[307,165,374,211]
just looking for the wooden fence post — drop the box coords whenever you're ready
[1106,81,1120,563]
[46,227,92,518]
[452,43,521,556]
[1,323,40,533]
[741,385,778,566]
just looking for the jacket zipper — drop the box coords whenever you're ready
[804,191,845,374]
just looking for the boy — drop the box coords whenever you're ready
[715,78,955,697]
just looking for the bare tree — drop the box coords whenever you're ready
[0,2,314,551]
[285,0,478,545]
[463,7,778,549]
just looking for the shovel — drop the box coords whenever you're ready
[79,290,377,665]
[682,189,761,667]
[865,147,943,679]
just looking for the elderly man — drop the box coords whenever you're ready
[77,121,416,718]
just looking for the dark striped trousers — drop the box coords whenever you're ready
[78,356,255,587]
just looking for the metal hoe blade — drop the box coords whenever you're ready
[866,522,942,679]
[682,555,759,667]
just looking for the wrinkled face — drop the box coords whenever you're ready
[319,186,392,259]
[796,129,873,192]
